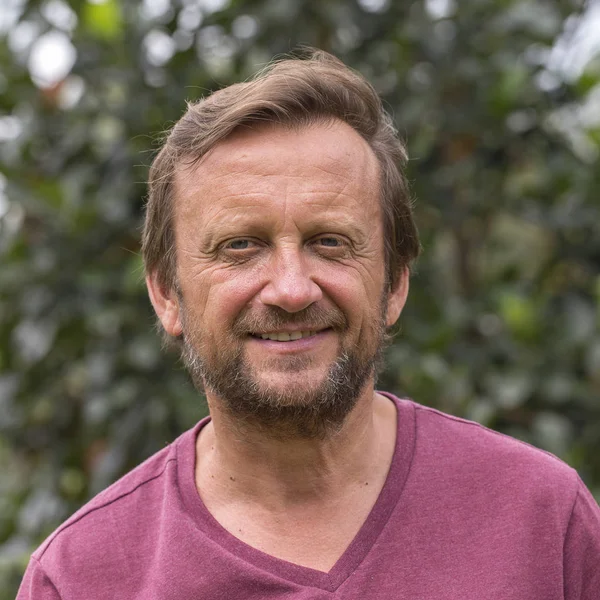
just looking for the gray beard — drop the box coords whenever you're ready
[179,303,387,440]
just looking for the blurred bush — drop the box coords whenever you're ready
[1,0,600,596]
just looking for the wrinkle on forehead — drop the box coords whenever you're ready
[173,120,380,212]
[171,121,384,269]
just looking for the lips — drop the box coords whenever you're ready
[254,330,318,341]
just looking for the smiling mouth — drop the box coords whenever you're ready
[250,329,329,342]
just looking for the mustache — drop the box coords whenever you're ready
[232,304,348,335]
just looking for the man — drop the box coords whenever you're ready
[18,50,600,599]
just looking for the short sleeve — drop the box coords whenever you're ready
[16,556,62,600]
[563,477,600,600]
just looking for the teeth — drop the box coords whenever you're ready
[258,331,316,342]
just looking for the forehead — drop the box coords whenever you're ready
[173,120,381,224]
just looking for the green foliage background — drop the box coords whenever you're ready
[1,0,600,595]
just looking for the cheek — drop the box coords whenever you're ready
[320,259,385,303]
[200,267,266,322]
[318,271,375,326]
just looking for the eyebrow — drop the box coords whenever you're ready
[199,212,370,250]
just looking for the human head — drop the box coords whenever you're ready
[155,121,404,438]
[142,48,420,321]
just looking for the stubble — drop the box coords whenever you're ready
[179,301,388,440]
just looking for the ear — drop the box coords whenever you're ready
[146,272,183,337]
[385,267,409,327]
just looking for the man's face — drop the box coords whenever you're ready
[149,121,407,437]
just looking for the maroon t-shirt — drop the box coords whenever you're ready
[18,395,600,599]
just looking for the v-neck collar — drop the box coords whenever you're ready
[176,393,416,592]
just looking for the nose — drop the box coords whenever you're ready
[259,248,323,313]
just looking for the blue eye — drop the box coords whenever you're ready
[319,237,340,247]
[228,239,251,250]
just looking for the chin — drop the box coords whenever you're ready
[252,379,326,405]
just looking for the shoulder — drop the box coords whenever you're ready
[20,421,206,597]
[396,397,580,511]
[32,426,194,569]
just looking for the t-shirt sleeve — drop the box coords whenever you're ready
[563,477,600,600]
[16,556,62,600]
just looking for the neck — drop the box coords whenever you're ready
[195,388,397,507]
